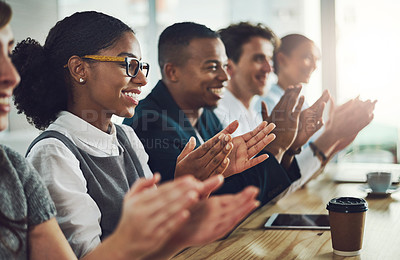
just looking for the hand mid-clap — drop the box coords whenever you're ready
[312,96,377,163]
[261,85,304,162]
[111,174,260,260]
[175,116,276,180]
[219,120,276,177]
[175,133,234,180]
[289,89,330,152]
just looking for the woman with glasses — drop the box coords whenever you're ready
[11,10,259,258]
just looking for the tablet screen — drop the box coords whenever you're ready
[264,213,330,229]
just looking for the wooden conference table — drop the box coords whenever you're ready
[173,164,400,260]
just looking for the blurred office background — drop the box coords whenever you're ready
[3,0,400,163]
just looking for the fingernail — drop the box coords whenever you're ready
[225,143,231,150]
[219,134,225,140]
[187,190,199,201]
[181,210,190,219]
[224,135,230,142]
[224,158,228,164]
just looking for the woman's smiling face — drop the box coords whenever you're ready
[0,24,20,131]
[280,41,320,85]
[73,32,148,121]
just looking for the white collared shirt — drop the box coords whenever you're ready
[257,84,322,192]
[214,89,263,137]
[215,88,321,197]
[26,111,153,257]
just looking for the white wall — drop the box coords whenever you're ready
[2,0,58,154]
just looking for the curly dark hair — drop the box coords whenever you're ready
[12,11,134,130]
[158,22,219,77]
[218,22,279,64]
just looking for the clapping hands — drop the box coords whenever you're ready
[313,96,377,161]
[289,89,330,151]
[261,85,304,161]
[115,174,260,260]
[219,120,276,177]
[175,133,233,181]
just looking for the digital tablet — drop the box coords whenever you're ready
[264,213,330,230]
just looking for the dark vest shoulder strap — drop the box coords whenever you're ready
[114,124,146,178]
[25,126,147,240]
[25,130,81,158]
[115,125,129,146]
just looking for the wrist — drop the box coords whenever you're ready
[309,142,327,164]
[174,171,186,179]
[313,131,336,156]
[286,146,302,156]
[174,165,187,179]
[264,144,285,163]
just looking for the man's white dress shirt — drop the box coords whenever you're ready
[215,88,321,197]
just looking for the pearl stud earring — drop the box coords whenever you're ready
[79,78,84,83]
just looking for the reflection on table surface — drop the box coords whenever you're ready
[173,164,400,260]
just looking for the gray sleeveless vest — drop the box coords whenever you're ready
[26,125,145,240]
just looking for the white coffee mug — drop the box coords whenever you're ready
[366,172,392,193]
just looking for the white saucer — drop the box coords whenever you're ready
[359,184,400,195]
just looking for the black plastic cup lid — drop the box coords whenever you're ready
[326,197,368,213]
